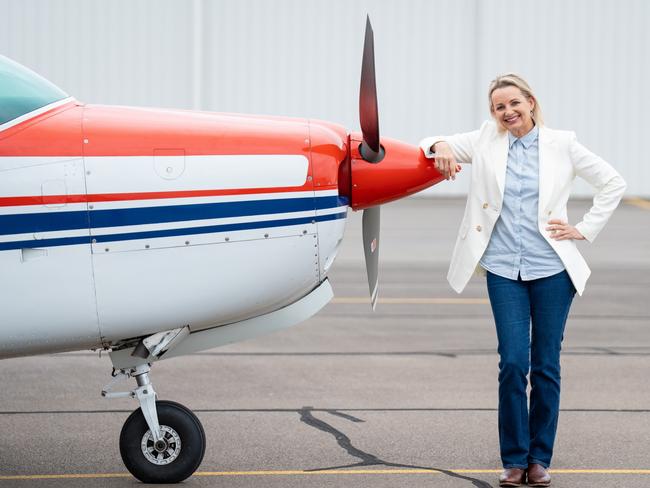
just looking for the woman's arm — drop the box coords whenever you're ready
[419,123,485,180]
[419,127,481,164]
[569,133,627,242]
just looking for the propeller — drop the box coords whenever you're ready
[358,16,384,164]
[362,205,380,309]
[359,15,382,309]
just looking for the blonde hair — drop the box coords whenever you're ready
[488,73,544,132]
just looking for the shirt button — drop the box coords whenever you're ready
[482,203,489,209]
[548,210,552,215]
[476,225,482,232]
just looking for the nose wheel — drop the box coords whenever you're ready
[120,400,206,483]
[102,365,206,483]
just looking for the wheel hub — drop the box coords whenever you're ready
[141,425,182,465]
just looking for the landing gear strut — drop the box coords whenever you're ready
[102,365,206,483]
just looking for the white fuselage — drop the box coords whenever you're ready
[0,154,347,359]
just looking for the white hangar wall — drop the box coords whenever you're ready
[1,0,648,197]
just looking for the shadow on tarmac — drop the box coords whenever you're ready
[299,406,494,488]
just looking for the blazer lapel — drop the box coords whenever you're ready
[538,126,554,215]
[492,131,509,198]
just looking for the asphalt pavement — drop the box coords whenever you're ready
[1,197,649,487]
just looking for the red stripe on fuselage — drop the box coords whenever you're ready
[0,185,339,207]
[0,104,349,201]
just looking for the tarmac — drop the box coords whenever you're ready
[0,197,649,487]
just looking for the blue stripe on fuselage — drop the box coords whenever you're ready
[0,211,348,251]
[0,195,349,236]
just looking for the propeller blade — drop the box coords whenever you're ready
[362,206,380,309]
[359,15,383,163]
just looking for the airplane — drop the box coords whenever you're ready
[0,18,446,483]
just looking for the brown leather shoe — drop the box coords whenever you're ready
[527,463,551,486]
[498,468,526,487]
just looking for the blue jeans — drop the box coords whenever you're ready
[486,270,576,469]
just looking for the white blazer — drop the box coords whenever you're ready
[420,121,626,296]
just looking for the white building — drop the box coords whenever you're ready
[1,0,648,196]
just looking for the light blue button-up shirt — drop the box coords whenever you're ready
[480,125,565,280]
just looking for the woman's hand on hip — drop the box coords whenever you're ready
[431,141,460,180]
[546,219,585,240]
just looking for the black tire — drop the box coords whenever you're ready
[120,400,206,483]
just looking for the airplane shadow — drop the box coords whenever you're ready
[298,406,494,488]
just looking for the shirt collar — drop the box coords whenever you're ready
[508,124,538,149]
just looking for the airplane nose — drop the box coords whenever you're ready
[345,132,445,210]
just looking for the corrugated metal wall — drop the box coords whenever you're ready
[1,0,648,196]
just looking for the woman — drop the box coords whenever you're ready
[420,73,626,487]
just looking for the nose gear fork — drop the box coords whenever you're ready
[102,364,163,443]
